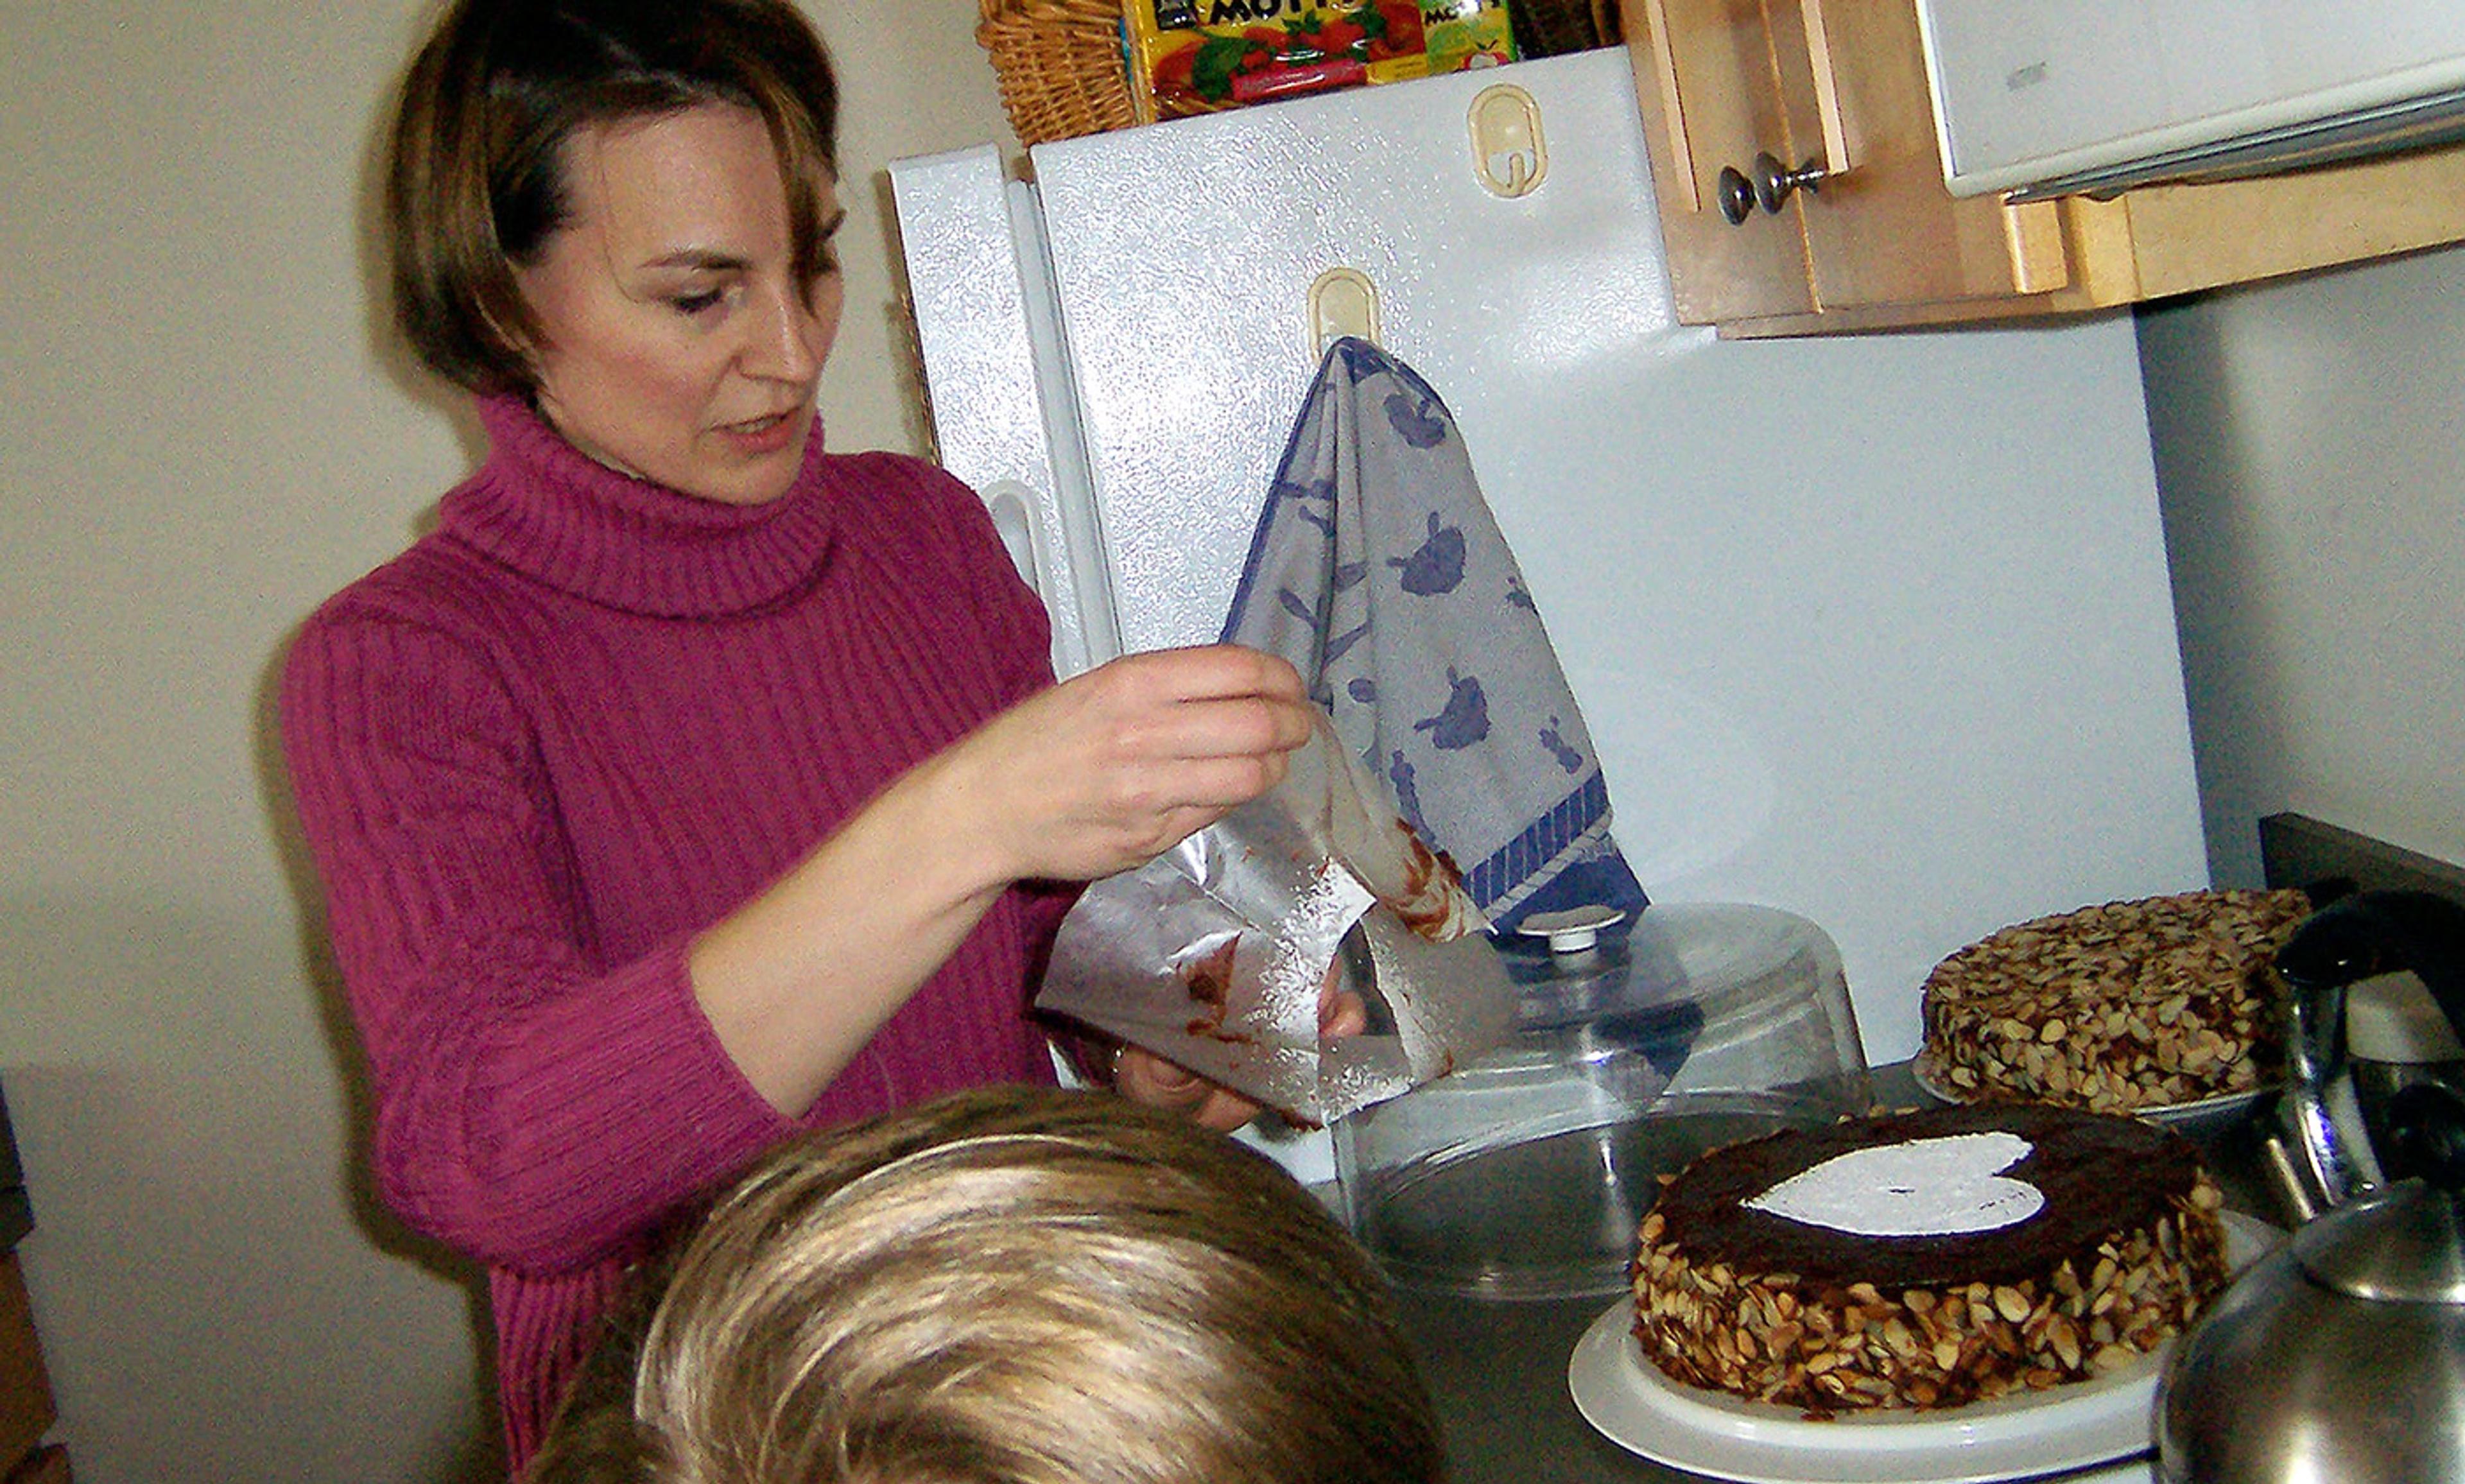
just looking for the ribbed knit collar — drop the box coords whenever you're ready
[438,394,838,619]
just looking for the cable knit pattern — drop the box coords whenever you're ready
[280,396,1071,1474]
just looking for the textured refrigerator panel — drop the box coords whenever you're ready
[1030,50,1685,666]
[1012,48,2207,1060]
[887,146,1115,677]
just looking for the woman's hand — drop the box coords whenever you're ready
[1114,965,1371,1132]
[686,644,1315,1119]
[947,645,1319,884]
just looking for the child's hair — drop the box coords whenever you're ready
[528,1085,1448,1484]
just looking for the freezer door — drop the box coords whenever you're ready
[999,47,2206,1062]
[888,144,1119,678]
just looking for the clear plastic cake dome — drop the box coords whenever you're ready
[1331,901,1871,1300]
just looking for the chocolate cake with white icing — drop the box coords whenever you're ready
[1630,1103,2229,1415]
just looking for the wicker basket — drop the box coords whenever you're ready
[976,1,1615,151]
[976,0,1139,150]
[1510,0,1607,57]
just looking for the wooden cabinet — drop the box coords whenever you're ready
[0,1256,63,1484]
[1617,0,1818,322]
[1614,0,2465,335]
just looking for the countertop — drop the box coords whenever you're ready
[1383,1062,2289,1484]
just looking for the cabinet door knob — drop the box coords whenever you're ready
[1715,164,1758,225]
[1717,151,1831,225]
[1751,150,1829,214]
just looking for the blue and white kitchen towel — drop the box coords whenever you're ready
[1221,336,1650,937]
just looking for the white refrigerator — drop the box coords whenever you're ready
[887,46,2208,1073]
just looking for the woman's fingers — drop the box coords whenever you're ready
[1112,1044,1266,1131]
[1083,649,1313,774]
[958,644,1320,882]
[1018,646,1311,770]
[1322,985,1369,1040]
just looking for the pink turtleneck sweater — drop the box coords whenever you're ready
[280,397,1072,1473]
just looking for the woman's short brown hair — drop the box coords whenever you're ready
[526,1087,1448,1484]
[385,0,839,394]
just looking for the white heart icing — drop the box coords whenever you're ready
[1743,1132,2045,1237]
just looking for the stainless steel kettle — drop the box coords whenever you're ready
[2156,889,2465,1484]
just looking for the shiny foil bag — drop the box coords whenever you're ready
[1036,716,1518,1125]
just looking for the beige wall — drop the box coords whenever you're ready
[2139,243,2465,888]
[0,3,1011,1479]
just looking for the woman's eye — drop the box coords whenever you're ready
[672,288,725,315]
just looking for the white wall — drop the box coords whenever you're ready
[0,3,1012,1479]
[2138,243,2465,887]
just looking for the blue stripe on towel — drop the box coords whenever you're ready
[1465,772,1609,908]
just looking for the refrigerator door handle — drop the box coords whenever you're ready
[982,478,1053,600]
[980,476,1110,678]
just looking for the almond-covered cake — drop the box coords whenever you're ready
[1916,888,2314,1114]
[1630,1103,2230,1415]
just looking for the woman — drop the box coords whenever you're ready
[524,1086,1448,1484]
[281,0,1319,1469]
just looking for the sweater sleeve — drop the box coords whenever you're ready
[891,455,1084,954]
[280,603,794,1276]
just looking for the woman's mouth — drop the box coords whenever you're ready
[718,406,809,456]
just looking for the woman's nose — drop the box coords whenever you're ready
[739,285,823,383]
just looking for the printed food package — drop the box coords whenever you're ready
[1123,1,1518,124]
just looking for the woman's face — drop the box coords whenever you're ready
[516,103,844,506]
